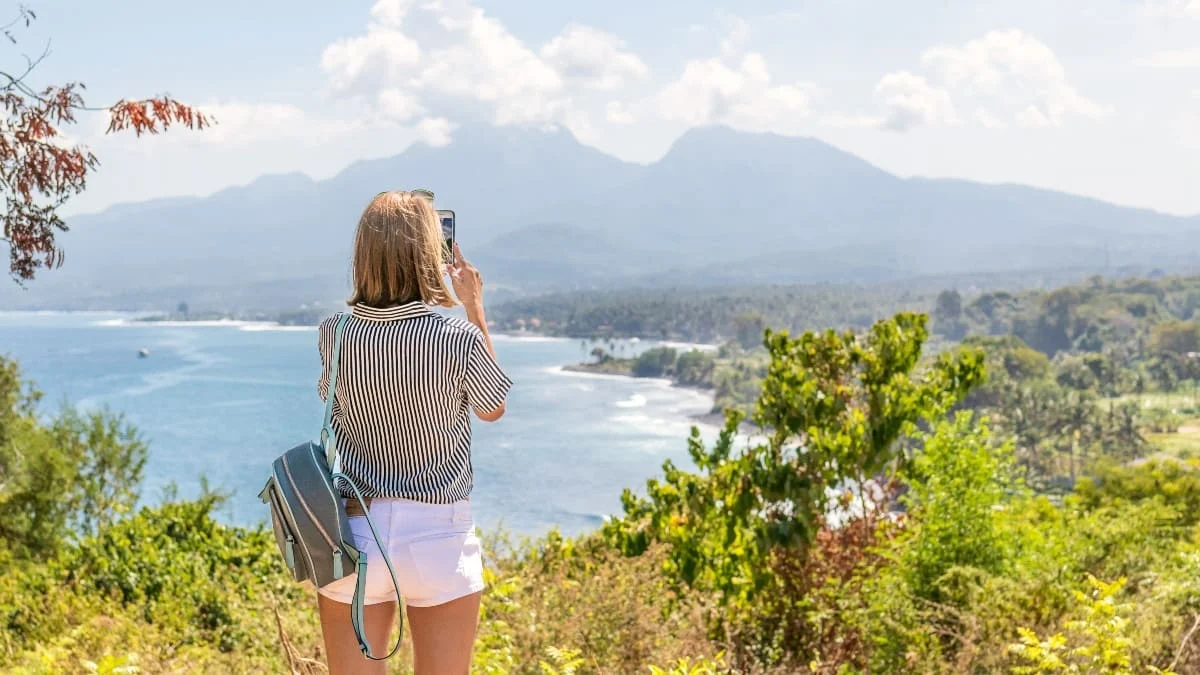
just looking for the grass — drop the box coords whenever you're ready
[1100,392,1200,459]
[1145,430,1200,458]
[1110,391,1200,415]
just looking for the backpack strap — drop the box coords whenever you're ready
[320,313,405,660]
[320,313,352,470]
[335,472,405,661]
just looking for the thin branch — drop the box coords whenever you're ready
[0,41,51,97]
[0,4,34,43]
[1168,613,1200,673]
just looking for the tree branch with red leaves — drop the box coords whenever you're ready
[0,5,210,283]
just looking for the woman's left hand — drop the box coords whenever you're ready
[447,242,484,310]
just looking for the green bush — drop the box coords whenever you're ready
[1074,459,1200,527]
[673,350,716,387]
[5,303,1200,673]
[633,347,678,378]
[900,414,1016,603]
[0,357,147,558]
[1141,407,1185,433]
[605,313,985,669]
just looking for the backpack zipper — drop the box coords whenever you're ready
[266,487,297,569]
[266,477,316,578]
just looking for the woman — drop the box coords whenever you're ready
[315,190,511,674]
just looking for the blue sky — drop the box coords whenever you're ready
[19,0,1200,215]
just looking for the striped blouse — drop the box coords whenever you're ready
[317,301,512,504]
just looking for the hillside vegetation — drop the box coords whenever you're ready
[2,277,1199,673]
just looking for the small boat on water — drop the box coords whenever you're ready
[138,348,150,358]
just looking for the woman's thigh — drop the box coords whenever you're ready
[406,591,483,675]
[317,593,397,675]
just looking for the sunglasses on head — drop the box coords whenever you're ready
[375,189,436,202]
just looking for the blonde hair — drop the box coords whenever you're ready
[348,190,456,309]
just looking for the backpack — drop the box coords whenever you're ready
[259,312,402,660]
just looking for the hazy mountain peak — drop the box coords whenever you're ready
[8,124,1198,310]
[661,125,892,180]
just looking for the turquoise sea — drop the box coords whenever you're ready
[0,312,722,536]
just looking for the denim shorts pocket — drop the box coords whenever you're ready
[408,531,480,594]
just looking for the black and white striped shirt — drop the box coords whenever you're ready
[317,301,512,503]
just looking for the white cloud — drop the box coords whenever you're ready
[845,29,1109,132]
[719,15,750,57]
[920,30,1110,128]
[417,4,563,123]
[416,116,456,146]
[369,0,414,26]
[560,108,599,145]
[1136,47,1200,67]
[377,88,425,122]
[819,112,884,129]
[163,102,361,146]
[1141,0,1200,17]
[658,52,815,132]
[606,101,635,125]
[873,71,958,132]
[320,0,644,133]
[321,25,421,96]
[540,24,649,91]
[1015,105,1052,128]
[975,107,1006,129]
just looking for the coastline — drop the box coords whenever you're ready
[558,362,756,432]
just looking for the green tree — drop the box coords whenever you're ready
[900,413,1015,603]
[934,290,968,339]
[674,350,715,387]
[1147,354,1184,393]
[935,289,963,320]
[633,347,677,377]
[974,292,998,319]
[1016,288,1081,355]
[1150,321,1200,356]
[1057,355,1099,392]
[733,313,766,350]
[606,313,985,609]
[0,357,146,556]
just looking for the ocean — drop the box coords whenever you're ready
[0,311,722,536]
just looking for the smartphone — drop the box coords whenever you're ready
[437,209,455,264]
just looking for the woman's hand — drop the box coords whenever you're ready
[447,242,484,311]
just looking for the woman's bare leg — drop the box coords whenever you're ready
[318,592,398,675]
[407,591,483,675]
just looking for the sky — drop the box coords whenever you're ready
[15,0,1200,216]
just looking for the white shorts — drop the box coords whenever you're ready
[317,498,485,608]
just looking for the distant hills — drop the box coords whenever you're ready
[3,124,1198,311]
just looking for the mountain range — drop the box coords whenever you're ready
[3,124,1198,311]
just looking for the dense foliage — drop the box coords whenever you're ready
[490,284,932,343]
[3,277,1199,672]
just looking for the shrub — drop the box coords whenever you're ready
[1074,459,1200,527]
[900,414,1016,603]
[605,313,985,669]
[633,347,678,377]
[1009,576,1172,675]
[0,357,147,558]
[1141,407,1185,433]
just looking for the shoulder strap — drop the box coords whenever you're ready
[335,472,405,661]
[320,313,352,469]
